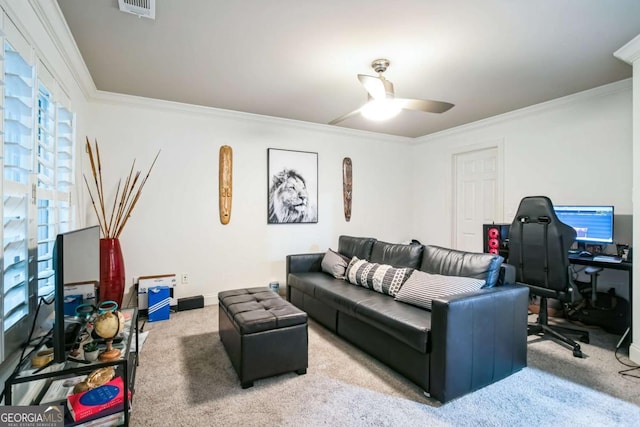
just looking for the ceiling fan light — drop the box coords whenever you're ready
[360,100,402,121]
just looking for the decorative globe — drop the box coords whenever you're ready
[94,310,124,340]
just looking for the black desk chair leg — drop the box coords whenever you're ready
[528,297,588,358]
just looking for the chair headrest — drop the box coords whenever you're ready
[512,196,560,224]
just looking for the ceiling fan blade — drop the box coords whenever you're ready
[328,108,362,125]
[357,74,388,100]
[397,98,454,114]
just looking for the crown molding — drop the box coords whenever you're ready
[92,90,413,144]
[414,78,632,144]
[615,34,640,64]
[26,0,97,99]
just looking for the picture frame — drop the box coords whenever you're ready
[267,148,318,224]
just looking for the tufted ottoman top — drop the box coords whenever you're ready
[218,287,307,334]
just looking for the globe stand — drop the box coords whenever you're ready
[98,338,121,362]
[94,305,125,362]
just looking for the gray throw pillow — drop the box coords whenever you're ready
[321,249,349,279]
[395,270,485,310]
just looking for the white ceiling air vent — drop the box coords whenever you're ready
[118,0,156,20]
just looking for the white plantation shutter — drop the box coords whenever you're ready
[0,14,76,363]
[3,37,34,334]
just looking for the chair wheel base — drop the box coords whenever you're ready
[573,347,584,358]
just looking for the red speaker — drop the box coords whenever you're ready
[483,223,510,260]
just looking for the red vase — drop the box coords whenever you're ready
[100,238,125,307]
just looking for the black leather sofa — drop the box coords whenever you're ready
[286,235,528,403]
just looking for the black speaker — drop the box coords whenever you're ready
[483,223,510,260]
[177,295,204,311]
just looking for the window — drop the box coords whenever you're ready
[1,17,76,364]
[37,82,56,298]
[2,40,34,335]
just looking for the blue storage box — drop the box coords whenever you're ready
[148,286,170,322]
[64,294,83,316]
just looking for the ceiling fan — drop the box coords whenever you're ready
[329,59,454,125]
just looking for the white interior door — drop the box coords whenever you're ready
[453,147,501,252]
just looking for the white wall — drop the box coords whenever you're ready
[88,81,634,306]
[408,79,636,356]
[409,81,634,300]
[86,96,414,304]
[615,34,640,364]
[410,81,632,246]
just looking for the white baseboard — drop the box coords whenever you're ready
[629,342,640,364]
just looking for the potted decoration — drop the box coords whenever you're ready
[83,341,100,362]
[83,137,160,307]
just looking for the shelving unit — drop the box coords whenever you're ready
[4,308,139,426]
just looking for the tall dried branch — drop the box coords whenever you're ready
[106,179,122,237]
[114,150,161,238]
[83,175,107,237]
[83,137,160,239]
[93,140,109,237]
[113,161,137,237]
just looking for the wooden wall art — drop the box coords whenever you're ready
[342,157,352,221]
[219,145,233,224]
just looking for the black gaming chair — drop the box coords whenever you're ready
[509,196,588,357]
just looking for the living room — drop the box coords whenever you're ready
[2,1,640,425]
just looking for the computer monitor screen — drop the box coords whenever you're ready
[553,205,614,244]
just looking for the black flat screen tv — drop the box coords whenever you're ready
[52,225,100,363]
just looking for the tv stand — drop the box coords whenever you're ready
[4,308,139,426]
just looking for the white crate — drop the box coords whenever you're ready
[64,282,97,305]
[138,274,177,310]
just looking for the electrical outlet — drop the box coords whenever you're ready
[181,273,189,284]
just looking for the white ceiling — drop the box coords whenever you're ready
[56,0,640,138]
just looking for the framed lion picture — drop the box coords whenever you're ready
[267,148,318,224]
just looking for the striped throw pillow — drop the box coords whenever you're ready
[345,256,413,296]
[394,270,485,310]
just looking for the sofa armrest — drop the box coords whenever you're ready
[286,253,325,276]
[499,263,516,286]
[429,284,528,403]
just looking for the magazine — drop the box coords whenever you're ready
[40,375,86,404]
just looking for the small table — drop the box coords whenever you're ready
[218,287,308,388]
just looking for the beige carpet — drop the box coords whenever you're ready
[130,305,640,426]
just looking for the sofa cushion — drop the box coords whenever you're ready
[321,249,350,279]
[370,241,424,269]
[352,293,432,353]
[288,272,330,296]
[420,245,503,287]
[338,235,376,260]
[313,279,382,314]
[395,270,486,310]
[345,257,413,297]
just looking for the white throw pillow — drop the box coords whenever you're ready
[395,270,485,310]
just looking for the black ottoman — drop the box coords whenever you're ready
[218,287,308,388]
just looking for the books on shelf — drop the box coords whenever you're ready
[67,376,131,422]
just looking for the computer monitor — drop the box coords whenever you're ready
[553,205,614,246]
[52,225,100,363]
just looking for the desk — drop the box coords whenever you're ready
[568,254,632,348]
